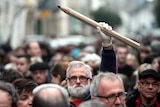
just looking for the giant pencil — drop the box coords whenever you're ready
[58,6,140,48]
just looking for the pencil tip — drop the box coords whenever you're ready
[57,5,61,8]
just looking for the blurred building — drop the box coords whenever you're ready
[0,0,93,49]
[0,0,38,48]
[104,0,157,39]
[32,0,93,37]
[0,0,158,49]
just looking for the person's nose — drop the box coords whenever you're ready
[114,97,122,104]
[36,73,41,77]
[76,77,80,83]
[28,96,33,106]
[148,83,154,88]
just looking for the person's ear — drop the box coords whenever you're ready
[57,74,61,79]
[137,80,141,92]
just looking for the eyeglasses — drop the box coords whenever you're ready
[68,76,89,83]
[140,81,160,88]
[97,92,127,103]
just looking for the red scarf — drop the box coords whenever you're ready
[71,99,83,107]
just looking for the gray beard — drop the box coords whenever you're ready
[67,83,90,98]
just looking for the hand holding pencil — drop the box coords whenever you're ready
[97,22,113,48]
[58,6,141,49]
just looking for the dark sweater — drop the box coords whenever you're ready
[100,48,116,73]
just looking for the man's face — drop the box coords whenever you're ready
[67,66,91,98]
[28,42,41,57]
[97,78,126,107]
[116,47,128,65]
[16,57,30,75]
[32,70,48,85]
[0,89,12,107]
[138,77,160,100]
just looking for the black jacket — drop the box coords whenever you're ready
[126,89,160,107]
[126,89,140,107]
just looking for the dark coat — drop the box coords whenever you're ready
[100,48,116,73]
[126,89,160,107]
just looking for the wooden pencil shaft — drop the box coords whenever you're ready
[58,6,140,48]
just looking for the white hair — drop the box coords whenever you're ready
[66,61,92,78]
[90,72,124,97]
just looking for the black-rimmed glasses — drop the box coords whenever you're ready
[96,92,127,103]
[68,76,89,83]
[140,81,160,88]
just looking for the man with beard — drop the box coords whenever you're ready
[126,69,160,107]
[65,22,116,107]
[66,61,92,107]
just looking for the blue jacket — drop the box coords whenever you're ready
[100,48,116,73]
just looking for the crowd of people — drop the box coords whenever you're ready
[0,22,160,107]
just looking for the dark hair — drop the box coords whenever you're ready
[24,43,30,54]
[12,78,37,94]
[137,46,151,64]
[16,54,31,63]
[0,81,18,107]
[50,62,67,83]
[4,51,17,65]
[115,43,128,54]
[0,69,23,83]
[143,53,158,64]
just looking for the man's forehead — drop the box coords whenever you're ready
[99,79,124,96]
[99,78,123,89]
[70,66,87,71]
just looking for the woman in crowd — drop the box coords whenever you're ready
[12,78,37,107]
[50,61,69,88]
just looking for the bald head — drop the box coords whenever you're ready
[32,84,69,107]
[38,88,63,103]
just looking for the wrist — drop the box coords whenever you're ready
[102,40,112,48]
[103,45,113,50]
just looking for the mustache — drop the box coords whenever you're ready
[73,84,85,88]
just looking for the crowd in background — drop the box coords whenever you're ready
[0,22,160,107]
